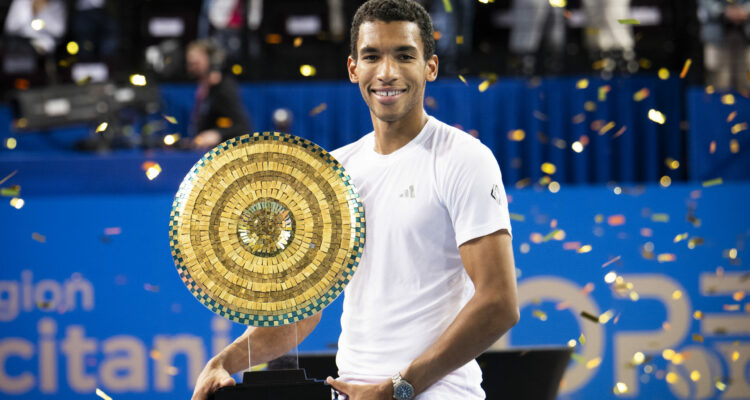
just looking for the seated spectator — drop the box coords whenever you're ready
[186,39,251,149]
[699,0,750,91]
[4,0,66,55]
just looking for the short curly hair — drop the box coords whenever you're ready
[350,0,435,61]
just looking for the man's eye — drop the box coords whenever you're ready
[398,54,415,61]
[362,55,378,61]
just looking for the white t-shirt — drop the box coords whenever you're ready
[330,116,512,399]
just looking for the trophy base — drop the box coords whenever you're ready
[210,369,332,400]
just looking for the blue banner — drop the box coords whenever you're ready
[0,182,748,399]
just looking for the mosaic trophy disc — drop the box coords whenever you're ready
[168,132,365,329]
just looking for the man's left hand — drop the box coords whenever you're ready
[326,377,393,400]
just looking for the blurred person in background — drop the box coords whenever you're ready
[509,0,566,75]
[582,0,637,75]
[3,0,66,82]
[428,0,475,76]
[69,0,118,64]
[186,39,251,149]
[699,0,750,91]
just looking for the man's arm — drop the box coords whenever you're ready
[327,229,518,398]
[192,311,322,400]
[401,229,519,395]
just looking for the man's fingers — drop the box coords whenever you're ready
[219,376,236,387]
[326,377,350,394]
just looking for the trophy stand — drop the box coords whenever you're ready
[210,324,333,399]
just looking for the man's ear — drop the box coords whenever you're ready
[347,56,359,83]
[425,54,438,82]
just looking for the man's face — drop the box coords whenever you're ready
[186,47,210,78]
[347,21,438,123]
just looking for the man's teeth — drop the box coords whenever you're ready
[375,90,404,96]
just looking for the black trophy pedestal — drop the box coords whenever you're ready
[210,369,332,400]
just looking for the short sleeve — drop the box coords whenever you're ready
[439,141,512,247]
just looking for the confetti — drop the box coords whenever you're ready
[533,110,548,121]
[163,115,178,124]
[584,101,596,112]
[581,310,599,323]
[543,229,562,242]
[702,178,723,187]
[532,309,548,321]
[309,103,328,116]
[142,162,162,180]
[613,382,628,395]
[648,109,666,125]
[577,244,592,253]
[673,233,688,243]
[599,121,616,135]
[293,37,303,47]
[442,0,452,12]
[586,357,601,369]
[607,215,625,226]
[602,256,621,268]
[300,64,316,77]
[455,35,464,44]
[730,139,740,153]
[150,349,161,360]
[618,18,639,25]
[96,388,113,400]
[632,352,645,364]
[572,113,586,124]
[727,111,737,122]
[733,291,745,301]
[549,0,566,7]
[599,310,614,324]
[563,241,581,250]
[5,137,17,149]
[95,122,108,133]
[732,351,739,361]
[662,348,676,360]
[640,228,653,237]
[651,213,669,222]
[509,213,525,222]
[9,197,24,209]
[692,333,704,342]
[541,162,556,174]
[657,253,676,263]
[130,74,147,86]
[721,94,736,105]
[612,126,627,139]
[478,79,493,92]
[731,123,747,134]
[658,68,670,80]
[598,85,611,101]
[457,75,469,86]
[104,227,122,235]
[570,353,585,363]
[144,283,159,292]
[508,129,525,141]
[633,88,650,102]
[166,366,179,376]
[580,282,595,295]
[724,304,740,311]
[425,96,437,109]
[679,59,692,79]
[666,372,679,384]
[716,380,727,391]
[579,333,586,345]
[576,79,589,89]
[709,140,717,154]
[32,232,46,243]
[1,185,20,197]
[687,237,704,248]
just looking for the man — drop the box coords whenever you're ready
[186,40,251,149]
[699,0,750,91]
[192,1,518,399]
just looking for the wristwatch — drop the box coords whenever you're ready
[391,373,415,400]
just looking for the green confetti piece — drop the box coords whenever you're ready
[510,213,525,222]
[1,185,20,197]
[543,229,561,242]
[442,0,453,13]
[618,19,640,25]
[702,177,723,187]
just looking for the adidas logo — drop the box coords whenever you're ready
[399,185,415,198]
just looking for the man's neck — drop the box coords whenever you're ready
[371,108,429,155]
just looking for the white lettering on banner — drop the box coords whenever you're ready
[0,339,34,394]
[39,318,57,393]
[99,336,147,392]
[614,275,691,398]
[61,325,97,393]
[666,344,721,399]
[0,270,94,321]
[491,277,604,394]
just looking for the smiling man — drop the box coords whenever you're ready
[191,1,518,399]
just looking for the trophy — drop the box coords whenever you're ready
[168,132,365,399]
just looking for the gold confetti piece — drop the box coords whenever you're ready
[231,64,242,75]
[613,381,628,395]
[633,352,645,364]
[300,64,316,77]
[598,121,615,135]
[710,140,717,154]
[730,139,739,153]
[599,310,614,324]
[660,175,672,187]
[726,248,738,259]
[1,185,20,197]
[724,304,740,311]
[666,372,679,384]
[579,333,586,345]
[673,233,688,243]
[478,79,493,92]
[293,37,303,47]
[532,309,548,321]
[549,0,566,7]
[618,18,639,24]
[731,123,747,134]
[265,33,282,44]
[672,290,682,300]
[576,79,589,89]
[9,197,24,209]
[567,339,576,347]
[150,349,161,360]
[5,137,17,150]
[572,141,584,153]
[733,291,745,301]
[163,115,178,124]
[648,109,666,125]
[584,101,596,112]
[455,35,464,44]
[458,75,468,86]
[508,129,525,141]
[557,301,570,311]
[541,162,556,175]
[96,122,108,133]
[607,215,625,226]
[732,351,739,361]
[721,94,736,105]
[581,311,599,323]
[633,87,650,102]
[142,162,162,181]
[250,362,269,371]
[602,256,621,268]
[706,85,715,94]
[658,253,676,263]
[727,111,737,122]
[658,68,670,80]
[692,333,704,342]
[96,388,113,400]
[509,213,525,222]
[687,237,704,249]
[651,213,669,222]
[716,380,727,391]
[586,357,601,369]
[166,366,178,376]
[679,59,692,79]
[702,177,723,187]
[130,74,147,86]
[598,85,611,101]
[32,232,46,243]
[578,244,592,253]
[309,103,328,116]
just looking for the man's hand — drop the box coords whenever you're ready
[725,5,749,25]
[191,358,236,400]
[194,129,222,149]
[326,377,392,400]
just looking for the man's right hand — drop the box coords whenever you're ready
[191,358,236,400]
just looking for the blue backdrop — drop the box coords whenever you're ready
[1,179,748,399]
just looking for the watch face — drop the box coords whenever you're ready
[394,382,414,400]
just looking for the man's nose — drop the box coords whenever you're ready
[377,56,398,83]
